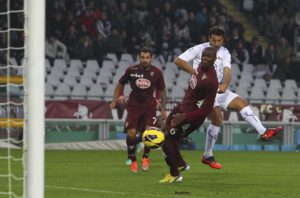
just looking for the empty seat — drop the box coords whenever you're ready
[54,84,71,99]
[80,76,95,87]
[71,83,87,99]
[45,83,54,99]
[253,78,267,89]
[284,79,297,89]
[239,74,254,86]
[120,53,134,64]
[235,86,250,99]
[86,60,100,71]
[281,87,296,104]
[70,59,83,69]
[47,74,61,87]
[249,87,264,103]
[87,84,104,99]
[265,87,281,104]
[269,79,282,89]
[54,59,67,69]
[63,74,78,88]
[106,53,118,66]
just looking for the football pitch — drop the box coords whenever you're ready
[1,150,300,198]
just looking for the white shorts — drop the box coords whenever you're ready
[213,90,239,110]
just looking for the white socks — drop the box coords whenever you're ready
[204,124,219,158]
[240,106,266,135]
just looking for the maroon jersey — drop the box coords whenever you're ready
[179,64,218,122]
[119,64,165,107]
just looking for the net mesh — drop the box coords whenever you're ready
[0,0,25,197]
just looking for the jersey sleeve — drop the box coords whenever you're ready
[178,44,203,62]
[185,79,218,122]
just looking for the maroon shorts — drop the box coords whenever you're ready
[165,106,206,139]
[125,104,157,131]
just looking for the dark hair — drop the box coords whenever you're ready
[139,46,153,57]
[209,26,225,38]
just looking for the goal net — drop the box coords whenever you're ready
[0,0,45,197]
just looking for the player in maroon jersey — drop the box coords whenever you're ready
[110,46,167,172]
[159,47,218,183]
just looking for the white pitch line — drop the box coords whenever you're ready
[46,185,204,198]
[45,185,167,197]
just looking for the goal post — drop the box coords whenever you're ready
[25,0,45,197]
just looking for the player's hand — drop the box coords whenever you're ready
[117,95,126,105]
[218,84,227,94]
[109,99,117,110]
[171,113,185,127]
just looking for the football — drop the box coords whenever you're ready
[142,127,165,149]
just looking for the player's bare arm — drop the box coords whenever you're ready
[109,83,124,109]
[160,88,167,120]
[218,67,231,93]
[174,57,197,75]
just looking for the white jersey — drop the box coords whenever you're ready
[178,42,231,83]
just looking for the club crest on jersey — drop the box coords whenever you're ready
[190,75,197,89]
[197,100,205,108]
[202,73,207,80]
[150,72,154,76]
[136,78,151,89]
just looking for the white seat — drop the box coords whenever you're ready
[151,59,163,70]
[71,83,87,99]
[124,85,131,96]
[97,73,113,84]
[284,79,297,89]
[269,79,282,89]
[45,83,54,99]
[120,53,134,64]
[83,69,97,80]
[106,53,118,66]
[63,74,78,88]
[67,66,81,77]
[80,76,95,87]
[117,60,131,71]
[54,84,71,99]
[87,84,104,99]
[281,87,296,104]
[103,83,115,99]
[265,87,281,104]
[70,59,83,69]
[102,60,115,69]
[239,74,254,86]
[250,87,265,103]
[54,59,67,69]
[253,79,267,89]
[51,64,66,79]
[47,74,61,87]
[165,62,179,75]
[86,60,100,71]
[235,86,250,99]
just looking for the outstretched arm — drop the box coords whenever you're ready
[175,57,197,75]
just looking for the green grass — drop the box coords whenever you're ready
[1,150,300,198]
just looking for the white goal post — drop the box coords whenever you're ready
[25,0,45,197]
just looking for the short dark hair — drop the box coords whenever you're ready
[139,46,153,57]
[209,26,226,38]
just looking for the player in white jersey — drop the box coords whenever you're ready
[174,27,283,169]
